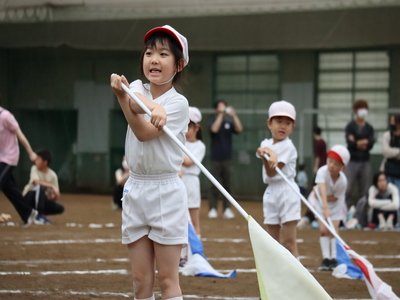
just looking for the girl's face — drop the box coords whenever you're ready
[377,174,388,192]
[327,157,343,177]
[185,123,198,140]
[267,116,294,142]
[143,40,180,87]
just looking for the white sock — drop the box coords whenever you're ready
[165,297,183,300]
[134,295,155,300]
[320,236,330,259]
[330,238,337,259]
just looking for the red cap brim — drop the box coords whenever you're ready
[144,27,183,51]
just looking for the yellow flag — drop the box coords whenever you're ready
[248,216,332,300]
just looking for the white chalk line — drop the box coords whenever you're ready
[0,290,371,300]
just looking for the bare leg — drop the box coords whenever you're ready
[189,208,201,236]
[154,243,182,299]
[127,237,155,299]
[280,221,299,257]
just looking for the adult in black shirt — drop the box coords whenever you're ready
[344,99,375,208]
[207,100,243,219]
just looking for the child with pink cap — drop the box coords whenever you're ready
[110,25,189,300]
[256,100,300,257]
[308,144,350,271]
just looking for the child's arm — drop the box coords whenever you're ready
[110,74,166,141]
[316,182,330,219]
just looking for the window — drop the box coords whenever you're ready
[317,51,390,153]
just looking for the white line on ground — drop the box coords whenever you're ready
[0,290,371,300]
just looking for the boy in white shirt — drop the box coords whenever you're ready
[23,149,64,222]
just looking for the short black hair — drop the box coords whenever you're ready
[213,99,227,109]
[36,149,52,165]
[313,126,322,135]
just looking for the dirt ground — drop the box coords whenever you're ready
[1,193,399,300]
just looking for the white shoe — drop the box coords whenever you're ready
[297,217,310,229]
[346,218,358,229]
[208,208,217,219]
[223,208,235,219]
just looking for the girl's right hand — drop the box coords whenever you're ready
[110,73,130,99]
[150,103,167,130]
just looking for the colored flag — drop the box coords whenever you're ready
[248,216,332,300]
[332,240,363,280]
[180,222,236,279]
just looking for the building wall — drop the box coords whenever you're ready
[3,46,400,196]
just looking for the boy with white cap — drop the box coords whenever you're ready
[180,106,206,237]
[308,144,350,271]
[256,100,300,257]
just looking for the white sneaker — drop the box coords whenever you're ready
[208,208,218,219]
[223,208,235,219]
[297,217,310,229]
[24,209,38,226]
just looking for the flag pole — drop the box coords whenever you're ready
[119,81,249,220]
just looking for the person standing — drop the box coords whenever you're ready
[208,99,243,219]
[308,145,349,271]
[180,106,206,237]
[344,99,375,209]
[256,100,300,257]
[382,114,400,227]
[110,25,189,300]
[313,126,327,175]
[0,105,47,225]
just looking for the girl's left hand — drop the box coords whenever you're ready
[150,103,167,130]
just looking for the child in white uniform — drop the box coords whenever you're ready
[308,144,349,271]
[181,106,206,237]
[110,25,189,300]
[256,100,300,257]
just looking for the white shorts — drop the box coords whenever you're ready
[181,174,201,209]
[308,191,346,221]
[121,173,188,245]
[263,181,301,225]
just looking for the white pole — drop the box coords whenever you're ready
[120,82,249,220]
[262,154,348,247]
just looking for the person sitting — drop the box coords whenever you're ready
[112,155,129,210]
[367,171,399,230]
[22,149,64,223]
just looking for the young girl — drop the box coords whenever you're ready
[256,100,300,257]
[308,145,350,271]
[110,25,189,300]
[180,106,206,237]
[368,171,399,230]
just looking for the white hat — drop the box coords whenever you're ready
[268,100,296,121]
[189,106,202,123]
[327,145,350,166]
[144,25,189,67]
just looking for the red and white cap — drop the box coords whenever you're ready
[144,25,189,67]
[268,100,296,121]
[189,106,202,124]
[327,145,350,166]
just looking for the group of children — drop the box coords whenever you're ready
[110,24,357,299]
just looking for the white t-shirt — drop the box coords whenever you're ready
[125,84,189,175]
[22,165,59,196]
[181,140,206,176]
[314,165,347,204]
[259,137,297,184]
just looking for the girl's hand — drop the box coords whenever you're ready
[150,103,167,130]
[110,74,130,99]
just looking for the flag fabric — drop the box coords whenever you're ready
[345,247,399,300]
[248,216,332,300]
[332,240,363,280]
[180,222,236,279]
